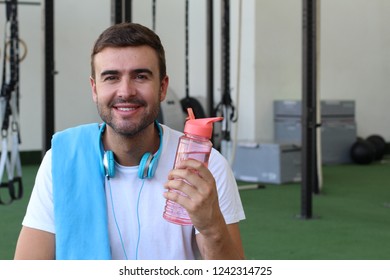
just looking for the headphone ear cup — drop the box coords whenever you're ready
[103,151,116,178]
[147,156,159,178]
[138,152,153,179]
[137,122,163,179]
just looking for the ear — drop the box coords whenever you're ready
[159,75,169,102]
[90,76,98,103]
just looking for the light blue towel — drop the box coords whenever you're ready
[52,123,111,259]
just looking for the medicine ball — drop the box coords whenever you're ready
[366,134,386,161]
[350,138,376,165]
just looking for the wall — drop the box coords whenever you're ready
[253,0,390,143]
[253,0,301,142]
[54,0,110,131]
[321,0,390,139]
[0,0,389,153]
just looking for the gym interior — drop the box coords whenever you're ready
[1,0,390,260]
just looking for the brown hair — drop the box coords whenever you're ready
[90,22,166,81]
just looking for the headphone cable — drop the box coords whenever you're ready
[107,176,146,260]
[107,178,129,260]
[135,179,146,260]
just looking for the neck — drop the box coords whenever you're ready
[101,122,161,166]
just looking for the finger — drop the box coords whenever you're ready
[163,181,201,213]
[178,159,215,184]
[174,158,205,173]
[163,187,190,205]
[166,169,209,200]
[170,159,213,185]
[164,175,201,201]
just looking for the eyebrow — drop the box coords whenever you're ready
[133,68,153,76]
[100,68,154,77]
[100,70,119,77]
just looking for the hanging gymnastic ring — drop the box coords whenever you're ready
[5,38,28,62]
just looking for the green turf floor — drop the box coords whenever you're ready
[239,158,390,259]
[1,159,389,260]
[1,165,39,260]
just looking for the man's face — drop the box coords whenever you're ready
[90,46,168,137]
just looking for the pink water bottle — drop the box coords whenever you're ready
[163,108,223,225]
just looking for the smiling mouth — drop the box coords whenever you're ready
[111,98,145,113]
[113,103,142,112]
[116,107,136,112]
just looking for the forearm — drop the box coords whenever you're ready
[196,220,245,260]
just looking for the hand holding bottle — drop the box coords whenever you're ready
[163,108,223,225]
[163,157,227,231]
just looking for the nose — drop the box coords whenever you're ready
[117,77,136,98]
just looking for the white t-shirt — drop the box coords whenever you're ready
[22,125,245,260]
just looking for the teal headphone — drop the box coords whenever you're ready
[99,121,163,179]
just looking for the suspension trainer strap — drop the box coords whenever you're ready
[0,0,23,205]
[152,0,156,31]
[214,0,237,142]
[0,135,12,204]
[179,0,206,118]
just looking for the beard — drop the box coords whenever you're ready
[96,96,161,137]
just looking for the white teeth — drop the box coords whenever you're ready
[117,107,134,111]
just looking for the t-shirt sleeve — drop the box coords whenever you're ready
[208,149,246,224]
[22,150,55,234]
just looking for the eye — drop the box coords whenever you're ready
[135,74,148,80]
[103,75,118,82]
[130,69,153,82]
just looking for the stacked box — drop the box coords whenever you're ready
[232,141,301,184]
[273,100,357,164]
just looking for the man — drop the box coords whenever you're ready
[14,22,245,260]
